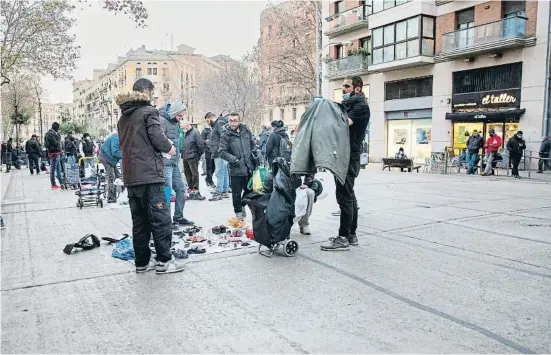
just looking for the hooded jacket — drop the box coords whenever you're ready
[484,134,502,153]
[182,127,205,161]
[258,129,271,154]
[45,129,61,154]
[506,135,526,155]
[539,137,550,157]
[25,139,41,156]
[290,99,350,185]
[218,123,257,176]
[265,127,289,164]
[98,133,121,167]
[116,92,172,187]
[208,114,229,158]
[64,136,78,156]
[158,102,185,166]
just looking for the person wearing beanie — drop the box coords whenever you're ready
[481,128,502,176]
[506,130,526,178]
[44,122,64,188]
[265,120,288,164]
[159,101,195,224]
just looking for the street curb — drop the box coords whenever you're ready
[1,169,13,201]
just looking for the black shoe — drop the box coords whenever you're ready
[536,170,543,173]
[348,234,358,246]
[332,211,340,216]
[221,193,229,198]
[321,236,350,251]
[194,192,206,201]
[173,218,194,226]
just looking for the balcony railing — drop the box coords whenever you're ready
[326,54,370,79]
[441,16,528,54]
[325,5,370,37]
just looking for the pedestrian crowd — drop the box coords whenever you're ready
[2,74,550,273]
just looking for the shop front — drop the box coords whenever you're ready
[447,62,525,154]
[386,109,432,162]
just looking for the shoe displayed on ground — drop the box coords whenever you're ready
[332,211,340,216]
[321,236,350,251]
[136,258,157,273]
[348,234,358,246]
[107,199,117,204]
[155,260,185,274]
[194,192,206,201]
[52,185,61,189]
[300,226,311,235]
[173,218,194,225]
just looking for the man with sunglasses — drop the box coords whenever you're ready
[322,76,370,251]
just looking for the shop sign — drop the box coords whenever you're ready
[452,89,521,110]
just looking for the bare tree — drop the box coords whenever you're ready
[1,72,36,143]
[260,0,318,98]
[1,0,149,86]
[196,54,265,133]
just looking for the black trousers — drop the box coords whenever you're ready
[230,175,251,213]
[538,154,551,171]
[335,159,359,237]
[127,183,172,267]
[28,154,39,174]
[4,152,11,172]
[183,158,200,190]
[206,156,215,184]
[510,153,521,176]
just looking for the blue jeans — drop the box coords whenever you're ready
[66,155,76,164]
[164,163,186,220]
[49,154,63,186]
[466,153,478,174]
[215,157,229,193]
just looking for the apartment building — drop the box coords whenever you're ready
[23,103,73,141]
[259,1,319,131]
[322,0,551,163]
[73,44,221,134]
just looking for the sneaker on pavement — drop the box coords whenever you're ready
[136,258,157,273]
[321,236,350,251]
[173,218,194,226]
[194,192,206,201]
[52,185,61,189]
[221,192,229,198]
[155,260,185,274]
[348,234,358,246]
[300,226,311,235]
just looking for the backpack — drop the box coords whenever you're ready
[278,134,292,163]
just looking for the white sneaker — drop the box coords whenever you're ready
[300,226,311,235]
[155,260,185,274]
[135,258,157,273]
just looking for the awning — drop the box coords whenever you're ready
[445,108,525,122]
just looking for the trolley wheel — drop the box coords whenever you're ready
[283,240,299,257]
[78,199,83,209]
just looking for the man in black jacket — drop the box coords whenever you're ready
[81,133,96,168]
[219,112,257,219]
[25,135,42,175]
[182,121,205,200]
[506,130,526,179]
[4,138,13,173]
[208,112,230,199]
[116,78,183,274]
[201,119,215,188]
[45,122,64,188]
[322,76,370,251]
[465,130,484,174]
[537,136,551,173]
[64,131,78,164]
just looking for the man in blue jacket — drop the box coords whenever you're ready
[99,130,122,203]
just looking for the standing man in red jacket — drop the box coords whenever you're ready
[481,128,502,176]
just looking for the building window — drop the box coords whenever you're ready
[452,62,522,94]
[292,108,297,120]
[135,68,142,79]
[503,1,525,17]
[280,108,285,120]
[163,68,169,77]
[153,68,157,75]
[371,0,409,14]
[147,68,152,75]
[269,109,273,120]
[372,15,434,65]
[385,76,433,100]
[335,44,344,59]
[335,1,345,14]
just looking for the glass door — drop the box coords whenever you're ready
[456,8,474,48]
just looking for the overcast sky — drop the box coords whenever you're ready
[43,0,268,103]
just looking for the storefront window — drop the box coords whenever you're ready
[452,122,483,150]
[387,118,432,163]
[504,122,520,142]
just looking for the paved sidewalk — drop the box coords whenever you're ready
[1,168,550,353]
